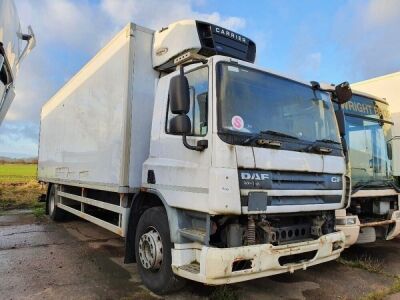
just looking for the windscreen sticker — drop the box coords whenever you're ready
[231,115,244,130]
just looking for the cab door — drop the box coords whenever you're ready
[147,65,212,212]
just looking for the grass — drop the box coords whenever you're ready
[0,163,44,211]
[338,253,400,300]
[0,163,37,183]
[361,277,400,300]
[338,254,384,274]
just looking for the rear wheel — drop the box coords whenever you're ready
[47,184,66,221]
[135,206,186,294]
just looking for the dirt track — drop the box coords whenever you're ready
[1,209,399,300]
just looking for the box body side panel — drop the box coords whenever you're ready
[38,25,150,188]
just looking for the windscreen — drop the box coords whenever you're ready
[217,63,340,144]
[343,95,393,186]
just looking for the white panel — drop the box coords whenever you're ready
[235,145,255,168]
[252,147,324,172]
[208,167,241,214]
[152,19,201,69]
[323,154,346,174]
[38,24,157,190]
[129,27,159,188]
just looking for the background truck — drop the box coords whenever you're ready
[0,0,36,125]
[352,72,400,181]
[38,20,351,294]
[334,90,400,246]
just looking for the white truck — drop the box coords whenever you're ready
[0,0,36,124]
[38,20,352,294]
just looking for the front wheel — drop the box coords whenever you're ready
[135,206,186,294]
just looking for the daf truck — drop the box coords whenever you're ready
[0,0,36,124]
[38,20,352,294]
[334,91,400,246]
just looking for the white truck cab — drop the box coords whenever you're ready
[38,20,351,294]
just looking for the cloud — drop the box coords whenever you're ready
[332,0,400,81]
[285,23,323,81]
[100,0,246,31]
[0,121,38,155]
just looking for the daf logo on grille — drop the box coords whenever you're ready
[331,176,341,183]
[241,172,269,180]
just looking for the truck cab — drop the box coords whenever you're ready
[335,91,400,246]
[138,20,353,287]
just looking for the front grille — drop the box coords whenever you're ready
[238,170,342,190]
[241,194,342,207]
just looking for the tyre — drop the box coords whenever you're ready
[135,206,186,294]
[47,184,66,221]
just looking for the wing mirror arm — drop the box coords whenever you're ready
[17,26,36,65]
[182,135,208,151]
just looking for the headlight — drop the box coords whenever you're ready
[346,217,357,225]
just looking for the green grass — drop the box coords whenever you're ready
[338,255,384,275]
[361,277,400,300]
[0,163,37,183]
[0,164,43,211]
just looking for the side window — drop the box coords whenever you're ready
[0,53,11,85]
[166,67,209,136]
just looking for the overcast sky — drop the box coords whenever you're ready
[1,0,400,157]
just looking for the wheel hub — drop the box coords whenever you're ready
[138,228,163,270]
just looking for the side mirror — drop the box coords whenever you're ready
[169,75,190,114]
[169,114,191,135]
[335,109,346,137]
[387,142,393,160]
[335,82,352,104]
[167,68,207,152]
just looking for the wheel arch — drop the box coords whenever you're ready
[124,189,180,263]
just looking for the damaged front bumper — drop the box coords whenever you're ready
[171,231,345,285]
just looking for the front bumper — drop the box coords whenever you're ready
[172,231,345,285]
[386,210,400,240]
[335,212,360,248]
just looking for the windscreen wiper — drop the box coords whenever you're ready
[241,130,298,146]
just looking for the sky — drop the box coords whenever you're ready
[1,0,400,157]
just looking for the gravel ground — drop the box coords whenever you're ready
[0,209,399,300]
